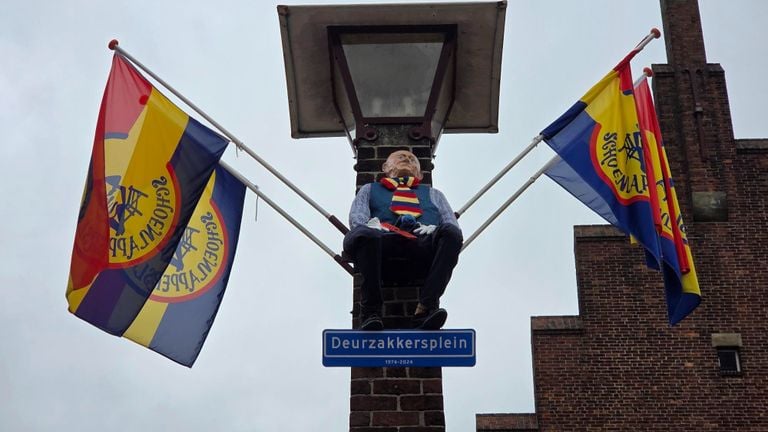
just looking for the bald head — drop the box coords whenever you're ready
[382,150,422,179]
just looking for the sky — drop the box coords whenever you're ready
[1,1,766,431]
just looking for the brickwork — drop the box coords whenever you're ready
[476,1,768,430]
[349,365,445,431]
[476,414,538,432]
[350,126,445,431]
[660,0,707,65]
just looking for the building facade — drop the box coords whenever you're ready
[478,0,768,430]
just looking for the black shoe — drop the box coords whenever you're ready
[359,314,384,331]
[413,308,447,330]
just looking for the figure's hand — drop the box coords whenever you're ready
[365,217,388,231]
[395,214,417,232]
[413,223,437,236]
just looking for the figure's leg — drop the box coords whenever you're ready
[419,224,463,309]
[344,227,384,329]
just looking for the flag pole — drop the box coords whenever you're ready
[457,29,660,220]
[108,40,350,235]
[633,67,654,87]
[456,134,544,217]
[634,28,661,52]
[461,156,561,252]
[218,160,354,276]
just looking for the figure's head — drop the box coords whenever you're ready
[382,150,422,179]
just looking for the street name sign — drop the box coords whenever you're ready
[322,329,476,367]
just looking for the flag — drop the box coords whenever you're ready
[634,75,700,324]
[124,165,246,366]
[541,52,661,265]
[67,54,229,335]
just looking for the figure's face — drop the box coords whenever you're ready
[383,150,421,179]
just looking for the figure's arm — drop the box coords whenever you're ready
[349,184,372,229]
[430,188,461,231]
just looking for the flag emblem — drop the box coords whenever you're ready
[583,72,650,204]
[105,173,179,264]
[123,166,246,366]
[150,172,229,303]
[592,129,648,202]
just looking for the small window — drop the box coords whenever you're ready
[717,347,741,375]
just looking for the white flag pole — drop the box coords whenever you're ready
[108,40,350,235]
[461,156,560,252]
[633,67,654,88]
[634,28,661,52]
[218,161,354,276]
[460,29,660,251]
[456,134,544,217]
[456,29,660,220]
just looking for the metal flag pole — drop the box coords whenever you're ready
[634,28,661,52]
[218,160,354,276]
[461,156,561,252]
[456,134,543,217]
[108,40,350,235]
[460,29,660,251]
[456,28,660,219]
[633,67,654,87]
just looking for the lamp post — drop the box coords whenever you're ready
[278,3,506,431]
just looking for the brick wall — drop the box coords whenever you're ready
[350,366,445,431]
[476,413,538,432]
[476,0,768,430]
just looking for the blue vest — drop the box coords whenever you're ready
[369,182,441,226]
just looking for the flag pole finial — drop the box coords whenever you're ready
[108,39,119,50]
[643,67,654,77]
[634,28,662,52]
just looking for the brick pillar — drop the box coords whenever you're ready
[350,366,445,431]
[654,0,737,222]
[349,125,446,431]
[660,0,707,65]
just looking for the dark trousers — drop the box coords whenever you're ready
[343,224,463,316]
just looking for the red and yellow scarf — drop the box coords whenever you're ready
[380,176,422,218]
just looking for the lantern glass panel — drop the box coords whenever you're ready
[340,32,444,118]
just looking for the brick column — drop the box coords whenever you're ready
[660,0,707,65]
[350,366,445,431]
[349,125,445,431]
[654,0,737,222]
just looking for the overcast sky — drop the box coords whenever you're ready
[1,1,766,431]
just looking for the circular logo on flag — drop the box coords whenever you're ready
[149,187,229,303]
[592,128,649,204]
[105,171,180,267]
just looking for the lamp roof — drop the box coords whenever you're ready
[277,1,507,138]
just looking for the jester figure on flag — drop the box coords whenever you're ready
[66,54,229,335]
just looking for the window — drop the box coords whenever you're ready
[716,347,741,375]
[711,333,743,376]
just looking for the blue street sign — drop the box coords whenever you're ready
[322,329,476,367]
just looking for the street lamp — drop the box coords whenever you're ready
[329,25,456,148]
[278,1,506,157]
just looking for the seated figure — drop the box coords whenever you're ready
[343,150,463,330]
